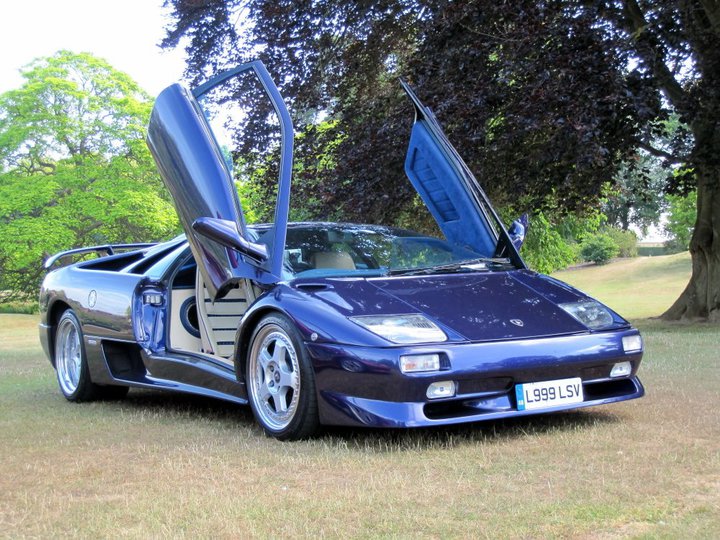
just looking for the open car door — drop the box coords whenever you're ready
[147,61,292,300]
[402,81,525,268]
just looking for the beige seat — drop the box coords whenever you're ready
[311,251,355,270]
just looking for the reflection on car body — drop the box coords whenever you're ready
[38,60,643,440]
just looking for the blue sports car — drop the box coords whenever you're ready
[39,61,644,440]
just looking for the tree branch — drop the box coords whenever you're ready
[636,140,681,162]
[620,0,689,112]
[699,0,720,37]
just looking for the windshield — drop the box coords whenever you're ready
[255,224,516,279]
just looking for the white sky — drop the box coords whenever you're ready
[0,0,187,95]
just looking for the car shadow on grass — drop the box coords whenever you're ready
[116,388,620,450]
[117,388,255,425]
[324,411,620,451]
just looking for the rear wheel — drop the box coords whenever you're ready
[55,310,128,401]
[246,314,319,440]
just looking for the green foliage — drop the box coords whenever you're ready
[519,212,577,274]
[497,206,605,274]
[604,227,638,258]
[664,190,696,253]
[287,120,349,222]
[0,51,179,300]
[580,234,619,265]
[235,121,352,225]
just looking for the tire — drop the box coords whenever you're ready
[246,313,319,440]
[54,310,128,402]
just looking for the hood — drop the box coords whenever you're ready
[299,271,601,342]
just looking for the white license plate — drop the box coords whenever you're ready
[515,377,584,411]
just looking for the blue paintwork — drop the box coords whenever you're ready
[401,81,525,268]
[38,235,645,430]
[406,120,497,255]
[38,61,645,433]
[146,60,293,299]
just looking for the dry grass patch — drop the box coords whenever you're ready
[552,252,691,319]
[1,312,718,538]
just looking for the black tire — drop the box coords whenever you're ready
[246,313,319,440]
[54,310,128,402]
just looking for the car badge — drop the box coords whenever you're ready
[88,290,97,308]
[510,319,524,327]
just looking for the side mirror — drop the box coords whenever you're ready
[192,217,268,263]
[508,213,529,251]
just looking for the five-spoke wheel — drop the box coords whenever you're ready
[247,314,318,440]
[55,312,83,397]
[54,310,128,401]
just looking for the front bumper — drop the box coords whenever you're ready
[308,329,644,428]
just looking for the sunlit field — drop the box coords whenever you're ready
[552,252,691,320]
[1,253,717,538]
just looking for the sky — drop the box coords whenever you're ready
[0,0,187,95]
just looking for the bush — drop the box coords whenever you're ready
[605,227,638,258]
[0,301,38,314]
[580,233,619,265]
[664,190,696,251]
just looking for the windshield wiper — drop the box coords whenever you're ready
[387,257,513,276]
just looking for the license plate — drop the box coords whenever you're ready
[515,377,584,411]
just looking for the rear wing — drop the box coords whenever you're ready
[43,243,156,270]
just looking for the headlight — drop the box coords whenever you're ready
[349,314,447,344]
[559,300,614,330]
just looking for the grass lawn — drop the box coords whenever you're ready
[552,252,692,319]
[1,254,718,538]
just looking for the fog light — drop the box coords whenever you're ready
[400,353,440,373]
[426,380,455,399]
[610,361,632,378]
[622,335,642,353]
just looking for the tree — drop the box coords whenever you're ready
[592,1,719,320]
[603,153,668,233]
[163,1,648,216]
[163,0,720,320]
[0,51,178,300]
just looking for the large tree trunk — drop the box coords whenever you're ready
[662,166,720,321]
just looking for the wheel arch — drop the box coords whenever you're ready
[46,299,73,367]
[233,305,292,383]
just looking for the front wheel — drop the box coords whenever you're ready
[246,314,319,440]
[55,310,128,401]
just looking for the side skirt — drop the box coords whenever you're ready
[89,336,248,405]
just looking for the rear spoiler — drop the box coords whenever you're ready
[44,243,156,270]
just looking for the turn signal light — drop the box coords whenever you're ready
[400,353,440,373]
[622,335,642,353]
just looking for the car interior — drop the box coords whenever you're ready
[166,243,362,364]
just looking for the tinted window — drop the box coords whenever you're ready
[279,224,483,278]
